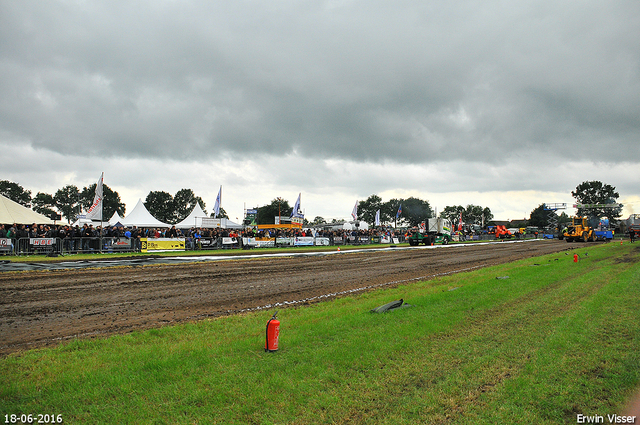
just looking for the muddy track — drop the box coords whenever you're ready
[0,240,579,356]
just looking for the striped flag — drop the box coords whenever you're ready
[375,209,381,226]
[351,200,358,221]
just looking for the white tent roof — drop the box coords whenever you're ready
[120,199,171,228]
[175,203,208,228]
[108,211,123,226]
[0,194,54,225]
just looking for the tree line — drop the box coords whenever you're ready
[1,179,623,228]
[0,180,227,225]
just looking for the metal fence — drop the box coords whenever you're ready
[0,232,551,256]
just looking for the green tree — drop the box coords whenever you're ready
[571,181,622,223]
[382,198,402,226]
[0,180,32,206]
[54,185,81,223]
[482,207,494,227]
[358,194,383,226]
[145,191,175,224]
[528,204,548,228]
[80,183,126,221]
[442,205,465,228]
[257,198,291,225]
[174,188,207,222]
[463,205,485,225]
[209,207,229,219]
[32,192,56,217]
[311,216,326,225]
[399,197,433,227]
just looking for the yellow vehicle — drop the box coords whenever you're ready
[563,216,595,242]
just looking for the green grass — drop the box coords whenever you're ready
[1,243,639,424]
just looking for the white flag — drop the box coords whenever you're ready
[290,193,302,218]
[375,209,381,226]
[351,200,358,221]
[85,173,103,220]
[213,186,222,218]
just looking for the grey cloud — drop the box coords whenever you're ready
[1,0,639,166]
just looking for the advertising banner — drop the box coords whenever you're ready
[315,237,330,246]
[222,237,238,245]
[30,238,55,246]
[140,238,185,253]
[276,237,293,247]
[380,236,391,243]
[333,236,344,244]
[109,238,132,250]
[294,237,314,246]
[0,238,12,251]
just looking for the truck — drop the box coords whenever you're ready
[562,216,595,242]
[407,218,452,246]
[627,214,640,239]
[494,225,512,239]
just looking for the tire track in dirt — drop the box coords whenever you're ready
[0,240,577,356]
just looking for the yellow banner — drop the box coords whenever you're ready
[140,238,186,253]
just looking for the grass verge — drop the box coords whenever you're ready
[1,243,639,424]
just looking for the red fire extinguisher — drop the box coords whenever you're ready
[265,311,280,352]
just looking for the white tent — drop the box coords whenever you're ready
[120,199,171,228]
[174,203,208,229]
[108,211,124,226]
[0,194,54,225]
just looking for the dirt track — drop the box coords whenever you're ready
[0,240,577,356]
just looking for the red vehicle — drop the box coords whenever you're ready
[494,225,513,239]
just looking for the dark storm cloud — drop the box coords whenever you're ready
[1,0,639,165]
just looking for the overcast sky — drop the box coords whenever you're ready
[2,0,639,223]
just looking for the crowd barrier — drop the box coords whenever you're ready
[0,232,548,256]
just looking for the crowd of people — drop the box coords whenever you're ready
[0,222,406,255]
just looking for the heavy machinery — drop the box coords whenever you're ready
[627,214,640,239]
[408,218,451,246]
[494,225,512,239]
[563,216,595,242]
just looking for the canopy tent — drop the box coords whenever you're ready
[0,194,54,225]
[174,203,209,229]
[120,199,171,228]
[108,211,124,227]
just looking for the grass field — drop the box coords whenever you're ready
[1,242,639,424]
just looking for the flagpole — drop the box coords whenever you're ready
[99,172,104,253]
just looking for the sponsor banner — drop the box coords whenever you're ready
[255,238,275,248]
[315,237,330,246]
[333,236,344,244]
[201,218,222,228]
[243,237,257,246]
[222,237,238,245]
[0,238,12,250]
[359,237,370,244]
[392,237,400,244]
[110,238,132,249]
[276,237,293,246]
[380,236,391,244]
[197,238,218,247]
[140,238,185,253]
[294,236,315,246]
[30,238,55,246]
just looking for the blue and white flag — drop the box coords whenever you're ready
[375,209,381,226]
[290,193,302,218]
[351,200,358,221]
[213,186,222,218]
